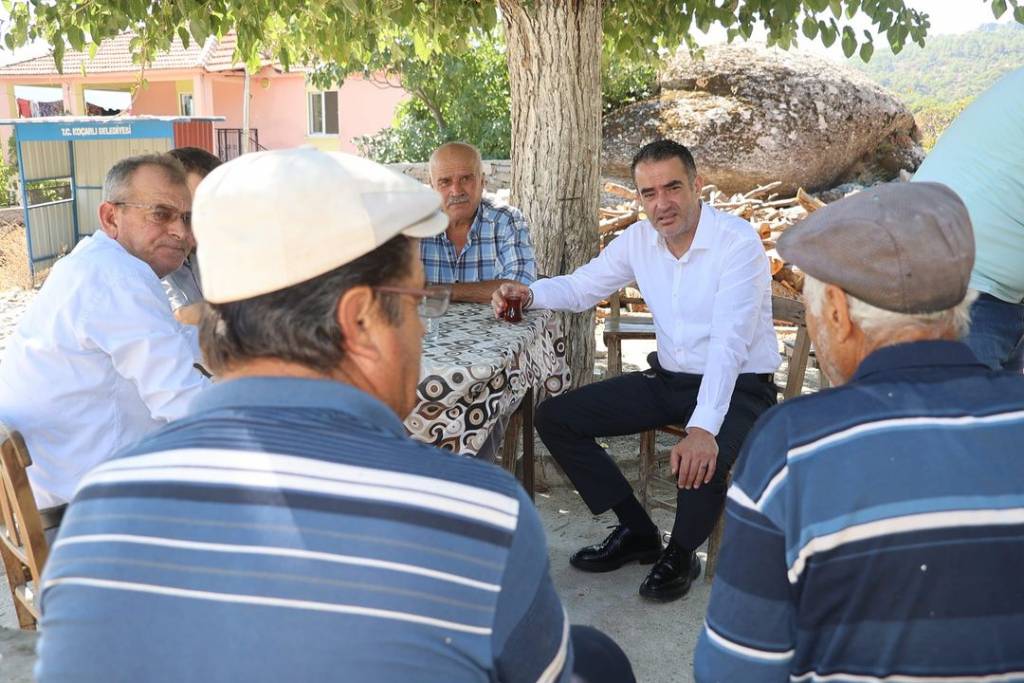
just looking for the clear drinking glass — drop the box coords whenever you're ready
[419,285,451,343]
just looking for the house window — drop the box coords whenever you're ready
[179,93,194,116]
[308,91,339,135]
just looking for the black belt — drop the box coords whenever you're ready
[39,504,67,530]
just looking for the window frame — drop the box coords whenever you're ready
[307,90,339,136]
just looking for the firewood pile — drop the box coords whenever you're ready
[599,180,828,301]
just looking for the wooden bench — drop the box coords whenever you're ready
[0,427,49,629]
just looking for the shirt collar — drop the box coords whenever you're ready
[852,340,987,382]
[189,376,406,438]
[646,201,714,257]
[435,196,490,246]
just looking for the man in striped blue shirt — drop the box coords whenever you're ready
[36,149,633,683]
[421,142,537,302]
[695,183,1024,682]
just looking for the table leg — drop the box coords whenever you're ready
[522,387,535,501]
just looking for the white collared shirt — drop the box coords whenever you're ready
[531,202,779,436]
[0,231,209,508]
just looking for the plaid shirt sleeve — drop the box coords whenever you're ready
[492,204,537,285]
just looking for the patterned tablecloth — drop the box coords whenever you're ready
[404,303,570,455]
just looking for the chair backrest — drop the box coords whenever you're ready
[0,425,48,629]
[771,295,811,400]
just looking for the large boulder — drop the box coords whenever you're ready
[603,44,923,194]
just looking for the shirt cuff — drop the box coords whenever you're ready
[686,404,725,438]
[528,281,548,310]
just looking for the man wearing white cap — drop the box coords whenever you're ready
[35,148,634,683]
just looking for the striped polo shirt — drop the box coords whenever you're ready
[695,341,1024,682]
[36,377,572,683]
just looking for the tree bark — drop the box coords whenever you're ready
[500,0,603,389]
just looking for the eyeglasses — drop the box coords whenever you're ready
[376,285,451,318]
[112,202,192,228]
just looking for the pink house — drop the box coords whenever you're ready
[0,32,408,158]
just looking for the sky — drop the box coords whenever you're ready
[1,0,1018,106]
[698,0,1017,61]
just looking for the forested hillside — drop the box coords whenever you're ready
[850,22,1023,147]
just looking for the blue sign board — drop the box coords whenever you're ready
[13,119,174,142]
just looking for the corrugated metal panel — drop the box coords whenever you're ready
[26,201,74,266]
[76,188,104,237]
[72,137,172,187]
[73,139,133,187]
[130,137,171,155]
[173,121,214,152]
[20,140,70,181]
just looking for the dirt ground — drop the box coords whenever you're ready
[0,221,30,291]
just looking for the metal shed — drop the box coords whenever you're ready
[0,115,224,279]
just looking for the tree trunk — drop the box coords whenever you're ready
[500,0,603,389]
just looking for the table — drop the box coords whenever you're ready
[405,303,570,476]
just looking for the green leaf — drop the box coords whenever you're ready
[841,26,856,57]
[67,26,85,52]
[189,18,209,44]
[820,22,837,47]
[340,0,359,14]
[178,26,190,49]
[802,16,818,39]
[859,41,874,62]
[829,0,842,19]
[88,42,98,59]
[1015,5,1024,22]
[52,39,65,72]
[992,0,1008,18]
[413,31,431,61]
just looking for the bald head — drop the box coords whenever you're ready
[429,142,483,178]
[429,142,485,229]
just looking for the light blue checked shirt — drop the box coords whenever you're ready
[420,195,537,285]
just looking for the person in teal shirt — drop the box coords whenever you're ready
[913,67,1024,371]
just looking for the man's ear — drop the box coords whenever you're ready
[336,286,382,362]
[692,174,705,196]
[98,201,120,238]
[823,283,855,342]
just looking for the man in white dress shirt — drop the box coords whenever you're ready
[493,140,779,602]
[0,154,209,530]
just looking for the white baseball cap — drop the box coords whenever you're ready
[193,147,449,303]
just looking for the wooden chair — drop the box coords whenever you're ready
[635,296,813,581]
[0,427,49,629]
[602,288,656,377]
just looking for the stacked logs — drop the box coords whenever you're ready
[599,180,827,300]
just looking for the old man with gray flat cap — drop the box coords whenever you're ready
[695,182,1024,683]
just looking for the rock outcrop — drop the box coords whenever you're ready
[603,44,923,193]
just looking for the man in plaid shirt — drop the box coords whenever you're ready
[421,142,537,302]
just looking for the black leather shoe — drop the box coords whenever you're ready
[570,525,663,573]
[638,543,701,602]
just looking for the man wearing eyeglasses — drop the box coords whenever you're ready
[36,148,635,683]
[0,153,209,534]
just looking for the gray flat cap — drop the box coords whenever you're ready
[777,182,974,314]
